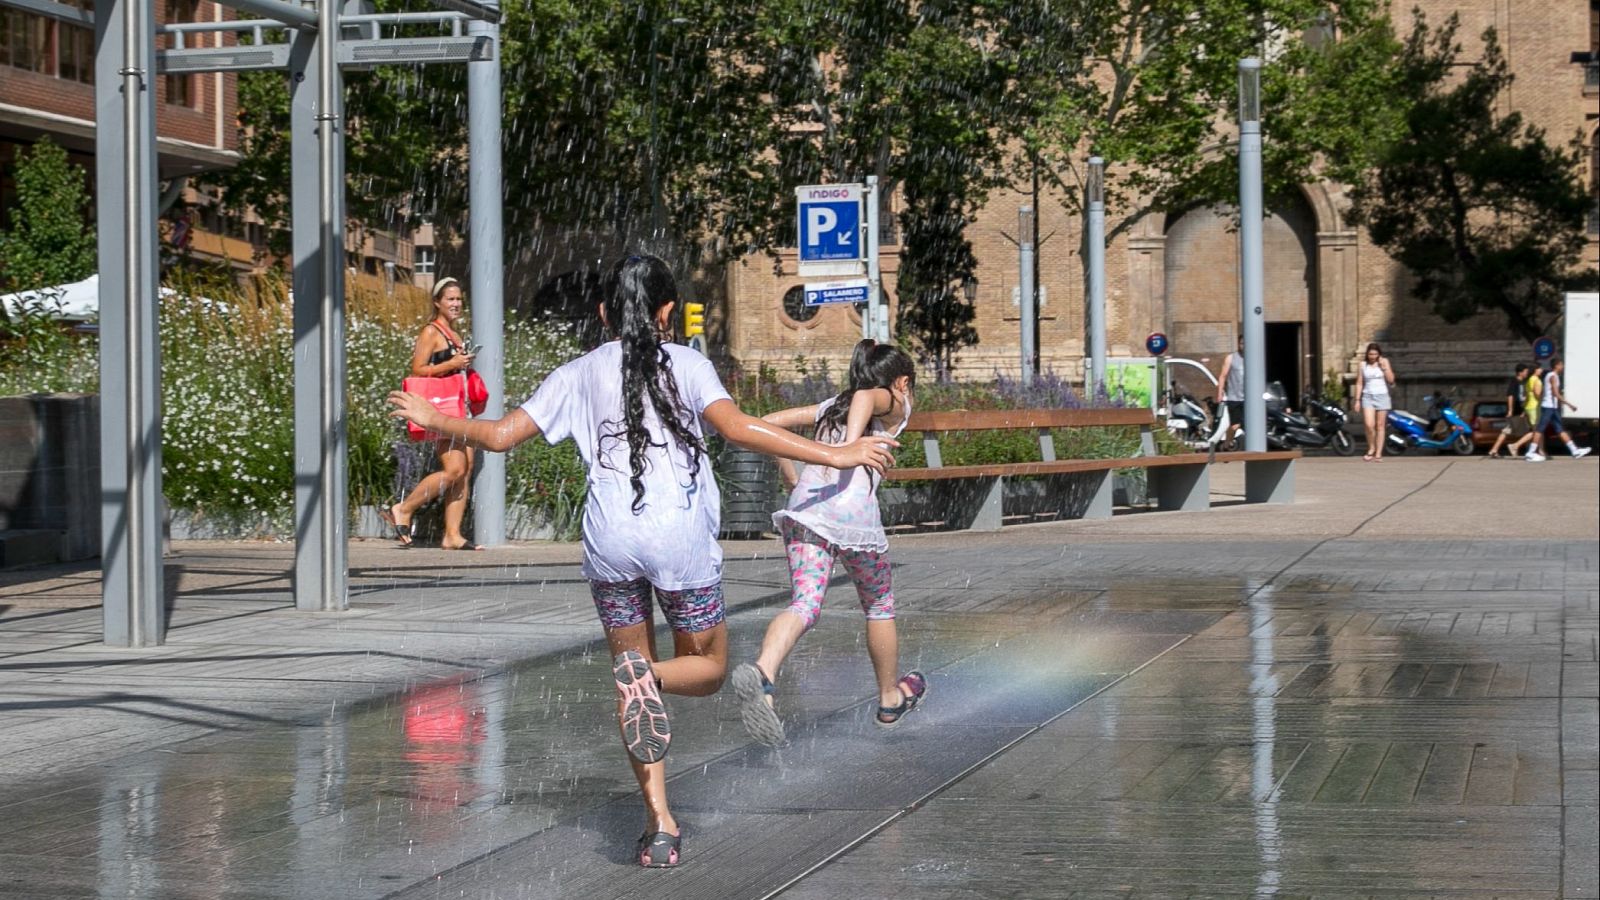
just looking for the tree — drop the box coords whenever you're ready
[1347,13,1597,341]
[0,137,97,292]
[988,0,1407,347]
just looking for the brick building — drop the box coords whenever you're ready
[714,0,1600,407]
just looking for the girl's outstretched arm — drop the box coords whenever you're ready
[388,392,541,452]
[707,399,897,473]
[761,404,820,487]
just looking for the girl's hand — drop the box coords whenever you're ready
[388,390,438,429]
[832,436,899,474]
[454,352,476,371]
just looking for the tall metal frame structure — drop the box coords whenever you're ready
[11,0,508,645]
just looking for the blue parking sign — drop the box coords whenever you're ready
[796,184,863,263]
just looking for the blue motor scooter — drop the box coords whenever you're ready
[1385,394,1474,455]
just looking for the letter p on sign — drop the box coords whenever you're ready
[805,208,837,246]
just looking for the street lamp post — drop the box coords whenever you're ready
[1086,156,1106,398]
[1018,205,1036,387]
[1238,58,1266,453]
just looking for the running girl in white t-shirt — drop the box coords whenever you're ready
[387,255,898,868]
[731,340,926,747]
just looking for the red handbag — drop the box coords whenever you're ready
[402,374,467,442]
[466,369,489,417]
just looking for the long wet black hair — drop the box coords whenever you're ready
[598,254,707,514]
[815,339,915,438]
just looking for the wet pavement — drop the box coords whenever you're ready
[1,458,1596,898]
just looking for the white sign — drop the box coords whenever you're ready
[804,278,871,306]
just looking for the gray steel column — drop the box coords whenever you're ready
[468,12,505,546]
[1018,205,1036,387]
[1086,157,1106,398]
[96,0,164,646]
[866,175,885,342]
[290,9,347,612]
[1238,59,1266,452]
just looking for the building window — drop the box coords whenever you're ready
[780,285,821,327]
[57,0,92,84]
[415,246,436,275]
[1,8,51,73]
[164,0,199,107]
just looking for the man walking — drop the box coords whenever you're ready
[1487,363,1536,459]
[1216,335,1245,443]
[1528,357,1591,462]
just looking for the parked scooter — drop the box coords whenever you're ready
[1300,393,1358,456]
[1164,389,1230,450]
[1385,394,1474,455]
[1254,381,1356,454]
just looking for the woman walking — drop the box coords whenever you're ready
[732,340,927,748]
[384,277,480,549]
[1354,343,1395,461]
[388,255,898,867]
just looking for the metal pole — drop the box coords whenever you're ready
[223,0,317,29]
[468,12,505,547]
[1019,204,1036,387]
[289,28,323,612]
[96,0,164,646]
[317,0,348,609]
[866,175,884,342]
[1086,156,1106,399]
[1239,58,1266,453]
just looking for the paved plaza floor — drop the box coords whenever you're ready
[0,457,1596,898]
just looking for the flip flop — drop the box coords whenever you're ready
[378,507,413,547]
[444,542,486,551]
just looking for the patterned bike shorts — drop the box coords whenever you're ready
[589,578,726,634]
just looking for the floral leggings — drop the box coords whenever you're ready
[780,521,895,630]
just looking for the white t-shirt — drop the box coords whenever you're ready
[520,341,732,590]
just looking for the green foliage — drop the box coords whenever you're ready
[0,137,96,292]
[1346,13,1598,341]
[1321,367,1346,407]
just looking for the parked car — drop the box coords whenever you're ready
[1470,400,1510,450]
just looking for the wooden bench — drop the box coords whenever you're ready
[886,408,1298,530]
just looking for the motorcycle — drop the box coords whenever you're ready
[1385,394,1474,455]
[1299,392,1358,456]
[1164,388,1230,450]
[1254,381,1356,454]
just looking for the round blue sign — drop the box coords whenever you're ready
[1533,336,1556,359]
[1145,332,1169,355]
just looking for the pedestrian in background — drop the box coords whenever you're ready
[1527,357,1591,462]
[1486,363,1535,459]
[1216,334,1245,443]
[1353,342,1395,461]
[384,277,481,549]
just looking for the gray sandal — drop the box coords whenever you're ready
[732,663,784,746]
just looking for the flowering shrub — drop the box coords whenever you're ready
[0,275,585,534]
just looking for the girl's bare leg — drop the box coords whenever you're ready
[1373,416,1386,459]
[754,611,808,685]
[865,619,901,707]
[604,620,728,836]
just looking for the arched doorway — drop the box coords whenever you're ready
[1162,194,1320,402]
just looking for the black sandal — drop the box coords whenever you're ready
[876,671,928,727]
[378,507,413,547]
[638,830,681,868]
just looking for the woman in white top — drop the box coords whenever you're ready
[731,340,926,747]
[387,255,898,868]
[1353,342,1396,461]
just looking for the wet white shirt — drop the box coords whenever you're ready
[521,341,731,590]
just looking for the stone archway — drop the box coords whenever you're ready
[1160,191,1325,401]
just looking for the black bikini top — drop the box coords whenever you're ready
[426,321,462,367]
